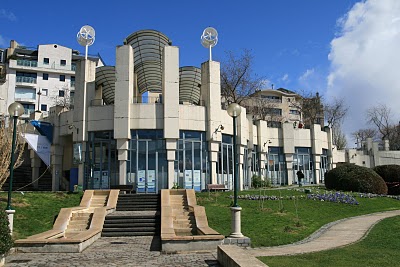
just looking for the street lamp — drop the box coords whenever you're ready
[5,102,25,234]
[227,103,244,238]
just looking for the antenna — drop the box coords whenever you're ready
[201,27,218,61]
[76,25,95,60]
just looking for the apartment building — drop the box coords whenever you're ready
[0,40,103,119]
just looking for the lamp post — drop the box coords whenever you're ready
[227,103,244,238]
[5,102,25,234]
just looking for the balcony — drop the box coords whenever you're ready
[17,59,38,67]
[10,59,75,74]
[16,76,37,85]
[70,81,75,87]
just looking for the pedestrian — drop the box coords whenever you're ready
[296,170,304,186]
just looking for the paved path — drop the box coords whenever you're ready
[5,236,220,267]
[247,209,400,257]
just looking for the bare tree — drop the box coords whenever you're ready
[365,104,400,150]
[367,104,392,141]
[220,49,265,105]
[52,83,73,110]
[333,126,347,150]
[244,96,283,123]
[324,97,348,128]
[0,119,26,189]
[289,91,324,128]
[352,128,377,143]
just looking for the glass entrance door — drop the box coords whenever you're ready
[217,143,234,190]
[293,147,314,184]
[267,155,287,186]
[136,140,157,193]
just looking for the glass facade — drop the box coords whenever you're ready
[267,147,287,185]
[320,149,329,183]
[293,147,314,184]
[217,134,234,190]
[127,130,167,193]
[85,131,118,189]
[175,131,209,191]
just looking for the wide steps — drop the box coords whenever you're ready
[102,232,155,237]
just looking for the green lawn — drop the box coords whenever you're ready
[197,187,400,247]
[0,191,82,239]
[259,216,400,267]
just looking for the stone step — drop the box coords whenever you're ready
[116,207,159,211]
[104,218,158,224]
[68,220,90,226]
[101,232,157,237]
[102,227,157,232]
[103,222,158,228]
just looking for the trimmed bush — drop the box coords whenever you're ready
[373,165,400,195]
[252,175,270,188]
[325,163,388,194]
[0,210,13,255]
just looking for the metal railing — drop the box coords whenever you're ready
[16,76,37,84]
[14,59,76,72]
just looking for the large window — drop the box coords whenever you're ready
[175,131,209,191]
[127,130,167,193]
[320,149,329,183]
[217,134,234,190]
[293,147,314,184]
[267,147,287,185]
[15,88,36,100]
[85,131,118,189]
[16,72,37,83]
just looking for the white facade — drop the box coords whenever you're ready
[0,40,103,119]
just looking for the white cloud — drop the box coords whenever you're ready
[0,9,16,21]
[299,68,315,81]
[326,0,400,137]
[281,73,289,82]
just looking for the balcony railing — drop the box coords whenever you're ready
[17,59,38,67]
[12,59,76,72]
[16,76,37,84]
[71,81,75,87]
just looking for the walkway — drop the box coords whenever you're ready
[6,210,400,266]
[247,209,400,257]
[5,236,220,267]
[218,209,400,267]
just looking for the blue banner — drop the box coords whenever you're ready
[30,120,53,143]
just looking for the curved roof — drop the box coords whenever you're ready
[124,30,171,94]
[179,66,201,104]
[95,66,115,105]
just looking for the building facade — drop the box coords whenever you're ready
[23,29,333,192]
[0,40,103,120]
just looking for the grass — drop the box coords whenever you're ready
[0,191,82,239]
[197,187,400,247]
[259,216,400,267]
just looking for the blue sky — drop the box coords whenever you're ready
[2,0,400,142]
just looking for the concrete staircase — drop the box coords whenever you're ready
[102,194,161,237]
[170,194,197,236]
[64,212,92,238]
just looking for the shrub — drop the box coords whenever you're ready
[252,175,270,188]
[373,165,400,195]
[0,210,13,255]
[325,163,388,194]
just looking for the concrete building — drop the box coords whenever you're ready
[0,40,103,120]
[6,29,399,193]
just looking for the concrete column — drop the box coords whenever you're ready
[73,59,96,143]
[166,139,177,189]
[311,124,322,185]
[117,139,129,185]
[114,45,134,185]
[209,142,219,184]
[283,122,295,185]
[313,154,321,184]
[200,61,222,142]
[51,145,63,191]
[162,46,179,188]
[163,46,180,140]
[30,150,41,189]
